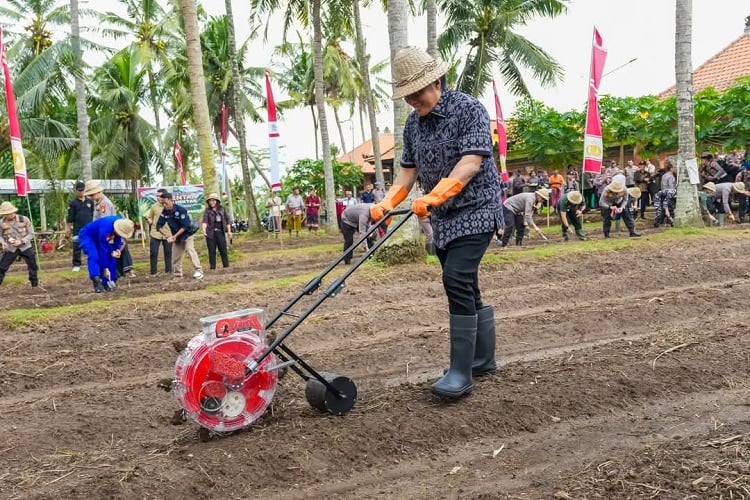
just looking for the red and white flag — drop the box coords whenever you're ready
[0,27,30,196]
[582,27,607,175]
[265,69,281,192]
[492,80,509,184]
[174,141,186,186]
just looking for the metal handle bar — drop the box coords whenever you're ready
[247,209,415,373]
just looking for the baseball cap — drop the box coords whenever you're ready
[75,181,85,191]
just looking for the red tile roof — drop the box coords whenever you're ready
[339,120,501,173]
[659,31,750,98]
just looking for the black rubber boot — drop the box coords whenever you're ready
[432,314,477,398]
[575,229,587,241]
[472,306,497,376]
[562,227,569,241]
[92,277,106,293]
[424,242,436,256]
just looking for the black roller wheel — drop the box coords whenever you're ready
[305,372,357,416]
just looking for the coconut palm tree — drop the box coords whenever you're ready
[178,0,218,192]
[88,47,157,183]
[224,0,261,228]
[250,0,342,229]
[101,0,181,178]
[70,0,92,181]
[437,0,567,98]
[352,0,384,183]
[673,0,701,226]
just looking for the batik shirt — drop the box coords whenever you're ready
[401,88,503,249]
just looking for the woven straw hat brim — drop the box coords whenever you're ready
[703,182,716,192]
[392,48,450,100]
[732,182,748,195]
[627,187,642,199]
[536,189,550,201]
[206,192,221,202]
[0,202,18,215]
[608,182,626,193]
[114,219,135,239]
[84,181,104,196]
[567,191,583,204]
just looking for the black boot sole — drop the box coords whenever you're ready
[431,384,473,398]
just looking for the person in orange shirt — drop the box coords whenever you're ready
[548,169,565,212]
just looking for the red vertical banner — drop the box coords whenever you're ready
[492,80,509,183]
[0,27,30,196]
[174,141,186,186]
[582,27,608,174]
[265,69,281,192]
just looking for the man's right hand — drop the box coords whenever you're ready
[370,185,408,221]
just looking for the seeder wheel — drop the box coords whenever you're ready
[304,372,357,416]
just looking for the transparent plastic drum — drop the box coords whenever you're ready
[174,332,278,432]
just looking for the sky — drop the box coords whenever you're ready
[79,1,750,174]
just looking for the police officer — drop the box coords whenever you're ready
[66,181,94,272]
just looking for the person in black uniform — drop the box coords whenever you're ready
[66,181,94,272]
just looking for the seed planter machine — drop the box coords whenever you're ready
[172,209,413,438]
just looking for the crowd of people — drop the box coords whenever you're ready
[0,182,240,292]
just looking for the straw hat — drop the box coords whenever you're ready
[566,191,583,205]
[206,192,221,203]
[627,187,642,199]
[0,201,18,215]
[535,188,551,201]
[391,47,450,100]
[703,182,716,192]
[732,182,748,195]
[83,180,104,196]
[607,181,626,193]
[113,218,135,239]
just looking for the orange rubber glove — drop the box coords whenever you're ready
[412,178,464,217]
[370,184,408,221]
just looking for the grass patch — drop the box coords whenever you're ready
[2,300,112,326]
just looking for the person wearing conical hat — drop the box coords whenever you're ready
[653,188,677,228]
[84,180,136,278]
[599,181,641,238]
[699,182,720,225]
[557,190,587,241]
[500,188,550,247]
[0,201,39,288]
[713,181,748,225]
[201,192,232,270]
[369,46,504,399]
[77,215,134,293]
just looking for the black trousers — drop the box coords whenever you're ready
[116,245,134,278]
[562,209,583,232]
[341,223,374,265]
[601,206,635,235]
[72,239,83,267]
[500,206,525,246]
[0,247,38,286]
[436,232,493,316]
[149,237,173,274]
[206,231,229,269]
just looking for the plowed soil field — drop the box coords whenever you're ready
[1,222,748,499]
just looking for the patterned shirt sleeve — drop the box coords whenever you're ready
[458,100,492,157]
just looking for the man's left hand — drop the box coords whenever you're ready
[412,178,464,217]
